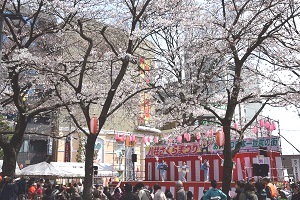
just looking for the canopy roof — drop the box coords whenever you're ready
[18,161,60,177]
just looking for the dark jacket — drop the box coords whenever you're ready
[0,182,18,200]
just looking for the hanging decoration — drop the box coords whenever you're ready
[154,136,159,144]
[253,126,258,135]
[264,121,270,130]
[177,135,182,143]
[215,130,225,146]
[259,119,265,127]
[90,116,98,135]
[196,132,201,140]
[142,136,147,144]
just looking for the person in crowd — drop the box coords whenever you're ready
[103,186,113,200]
[173,162,190,182]
[28,182,37,200]
[16,177,27,199]
[70,187,82,200]
[0,176,18,200]
[77,182,83,196]
[153,183,166,200]
[35,183,43,198]
[200,158,210,182]
[254,181,267,200]
[203,180,227,200]
[186,191,193,200]
[290,183,300,200]
[239,182,258,200]
[175,180,187,200]
[157,160,168,182]
[43,184,54,200]
[135,182,151,200]
[200,190,207,200]
[120,183,138,200]
[261,177,278,200]
[112,187,122,200]
[165,189,174,200]
[233,180,245,200]
[93,185,108,200]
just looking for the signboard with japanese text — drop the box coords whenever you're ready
[145,136,280,158]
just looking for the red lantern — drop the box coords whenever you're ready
[271,122,276,131]
[90,116,98,134]
[130,135,136,142]
[168,138,173,144]
[215,130,225,146]
[147,136,151,143]
[253,126,258,135]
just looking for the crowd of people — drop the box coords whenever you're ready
[1,175,300,200]
[232,177,300,200]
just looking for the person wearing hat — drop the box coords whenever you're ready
[290,183,300,200]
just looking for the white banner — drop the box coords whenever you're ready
[292,158,300,182]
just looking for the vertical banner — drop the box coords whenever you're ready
[48,137,53,155]
[292,158,300,182]
[139,57,151,126]
[64,136,71,162]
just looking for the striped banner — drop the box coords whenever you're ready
[146,151,282,182]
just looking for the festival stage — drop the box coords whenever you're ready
[121,181,236,200]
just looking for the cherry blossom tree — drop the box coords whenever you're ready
[149,0,300,196]
[40,0,196,198]
[0,0,75,176]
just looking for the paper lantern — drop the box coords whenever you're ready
[233,123,239,130]
[177,135,182,143]
[168,138,173,144]
[265,121,270,130]
[90,116,98,134]
[154,136,159,144]
[259,119,265,127]
[115,133,124,142]
[147,136,151,143]
[186,133,191,142]
[215,130,225,146]
[130,135,136,142]
[196,132,201,140]
[142,136,147,144]
[271,122,276,131]
[253,126,258,135]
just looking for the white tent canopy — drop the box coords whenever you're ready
[18,161,60,177]
[51,162,118,178]
[0,160,21,175]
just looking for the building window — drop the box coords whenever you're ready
[20,140,29,152]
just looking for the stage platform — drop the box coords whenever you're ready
[120,181,236,200]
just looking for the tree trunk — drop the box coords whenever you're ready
[2,144,18,177]
[82,134,97,200]
[222,120,233,199]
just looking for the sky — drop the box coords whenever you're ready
[263,106,300,155]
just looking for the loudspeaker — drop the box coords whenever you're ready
[132,154,137,162]
[253,164,269,177]
[259,146,268,157]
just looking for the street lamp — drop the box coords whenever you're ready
[0,11,26,65]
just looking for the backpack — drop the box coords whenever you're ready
[143,189,152,200]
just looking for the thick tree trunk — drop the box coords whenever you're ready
[82,134,97,200]
[2,144,18,177]
[222,120,233,200]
